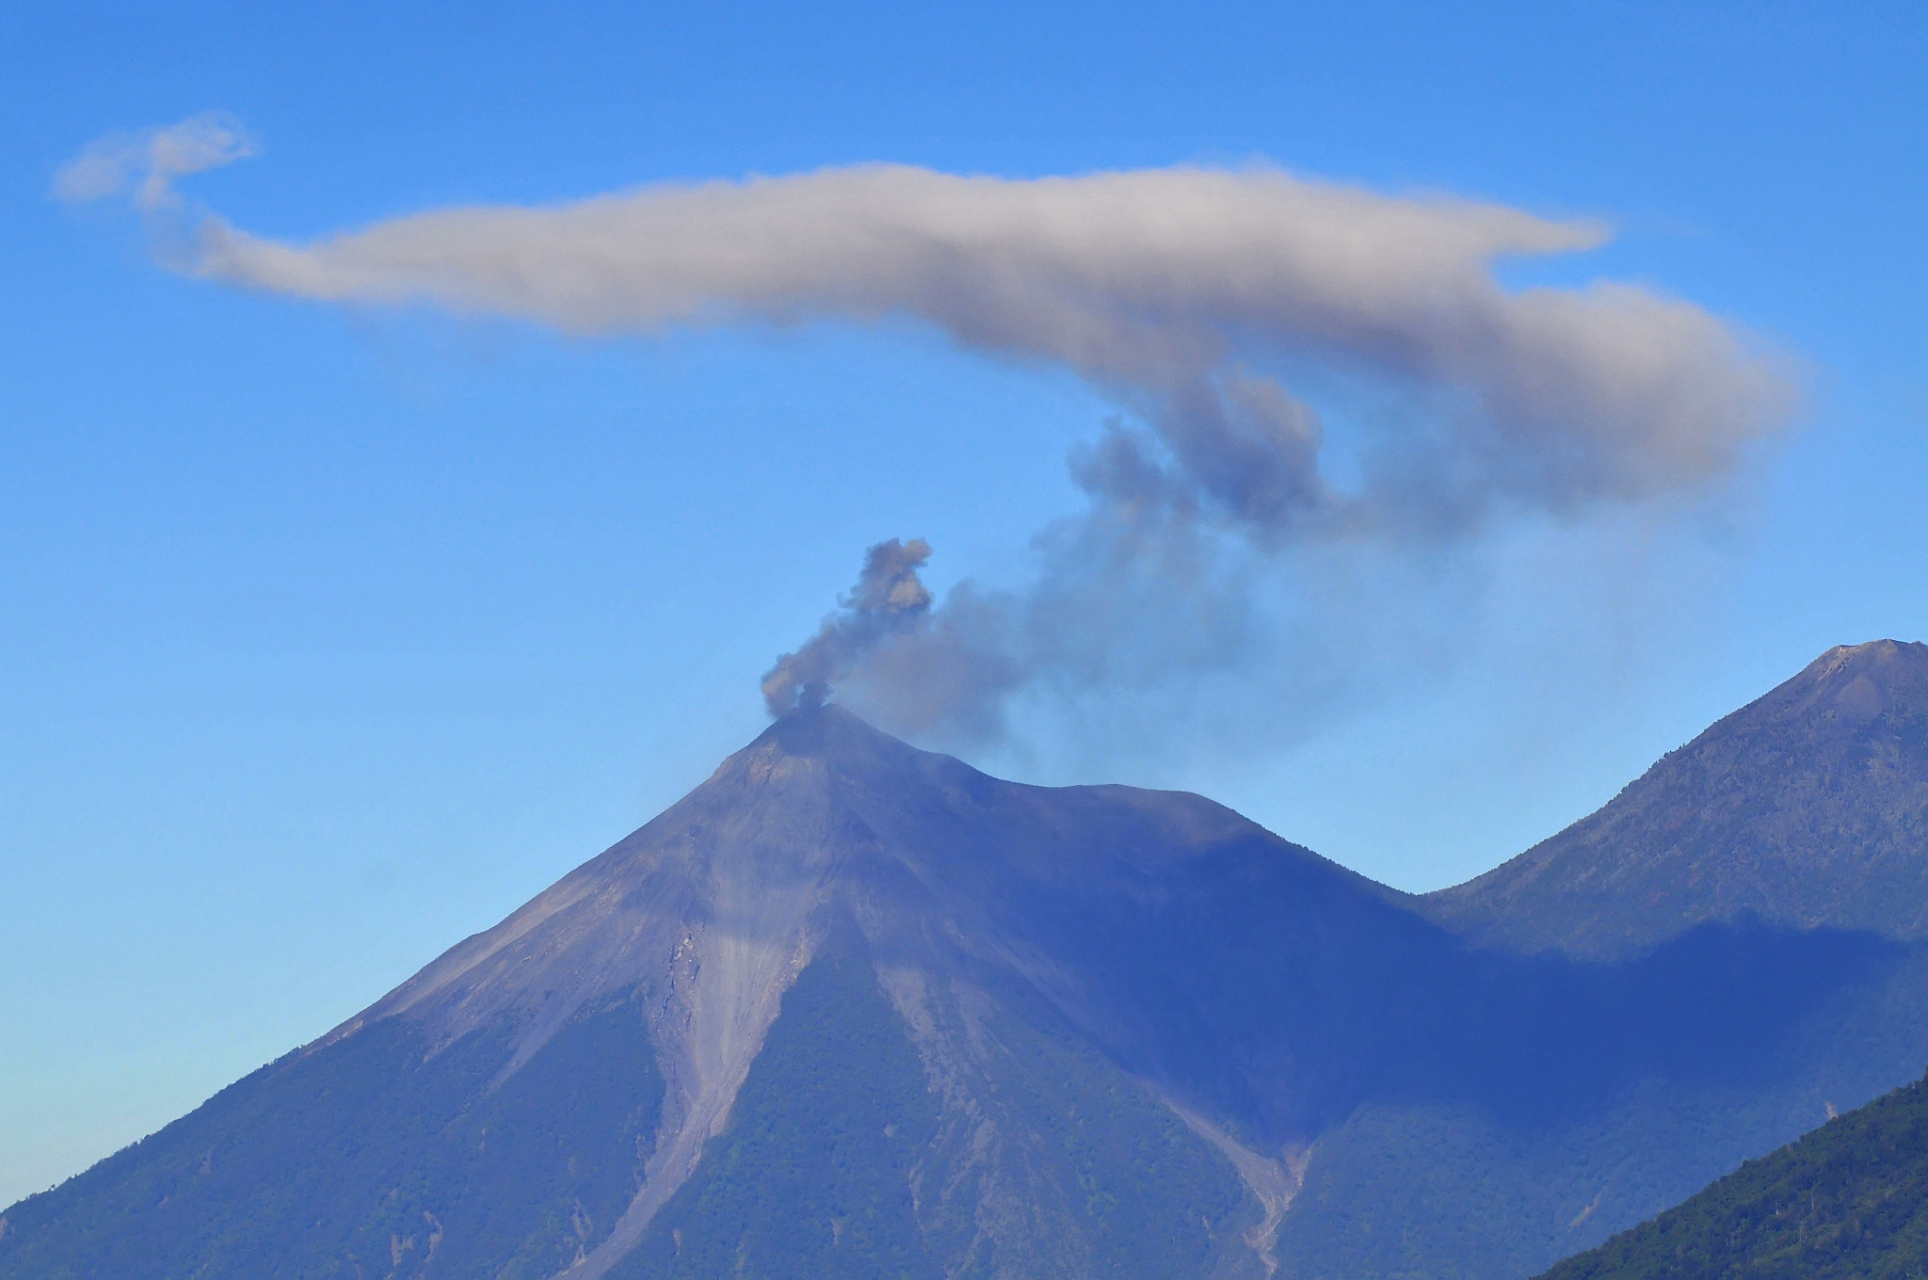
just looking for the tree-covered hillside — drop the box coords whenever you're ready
[1538,1069,1928,1280]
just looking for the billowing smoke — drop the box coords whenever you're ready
[61,119,1801,746]
[762,538,935,714]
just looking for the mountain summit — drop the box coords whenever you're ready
[7,681,1928,1280]
[1428,640,1928,958]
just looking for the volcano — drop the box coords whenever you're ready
[8,662,1928,1280]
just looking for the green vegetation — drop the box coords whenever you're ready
[0,994,663,1279]
[1539,1070,1928,1280]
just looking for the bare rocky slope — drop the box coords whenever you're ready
[5,678,1928,1280]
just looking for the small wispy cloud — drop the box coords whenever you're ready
[53,112,256,211]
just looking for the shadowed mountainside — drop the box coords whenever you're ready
[1427,640,1928,959]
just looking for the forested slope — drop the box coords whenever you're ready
[1539,1070,1928,1280]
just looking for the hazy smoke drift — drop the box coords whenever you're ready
[64,123,1800,742]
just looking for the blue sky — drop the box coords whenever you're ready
[3,0,1925,1206]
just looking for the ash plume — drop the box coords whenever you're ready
[762,538,936,715]
[61,122,1803,747]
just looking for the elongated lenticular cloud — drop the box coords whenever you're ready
[66,123,1800,744]
[182,165,1790,525]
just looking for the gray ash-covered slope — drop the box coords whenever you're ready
[4,698,1927,1280]
[1428,640,1928,959]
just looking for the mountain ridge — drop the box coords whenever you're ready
[8,651,1928,1280]
[1427,639,1928,958]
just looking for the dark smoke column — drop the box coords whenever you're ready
[761,538,934,715]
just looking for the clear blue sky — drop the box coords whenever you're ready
[3,0,1924,1207]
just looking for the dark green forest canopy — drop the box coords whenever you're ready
[1538,1070,1928,1280]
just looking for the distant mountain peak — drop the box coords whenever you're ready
[1428,639,1928,957]
[1806,636,1927,675]
[1780,638,1928,726]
